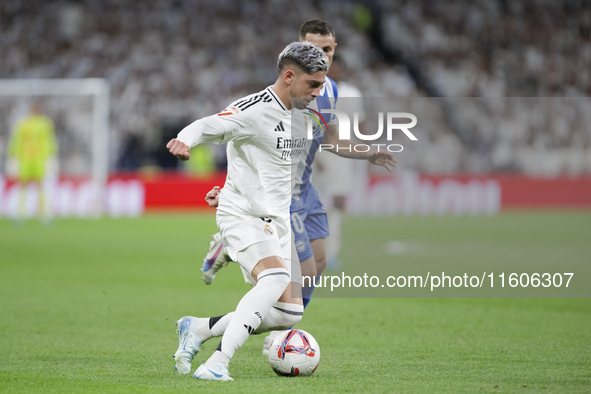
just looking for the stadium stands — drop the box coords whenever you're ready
[1,0,589,175]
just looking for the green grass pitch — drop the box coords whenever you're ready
[1,212,590,393]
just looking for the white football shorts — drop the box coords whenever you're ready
[216,211,302,286]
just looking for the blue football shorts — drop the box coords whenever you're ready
[290,185,329,263]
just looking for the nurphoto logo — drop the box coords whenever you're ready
[306,109,418,152]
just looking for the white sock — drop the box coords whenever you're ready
[255,301,303,334]
[195,299,303,342]
[194,314,234,342]
[206,267,290,365]
[196,300,303,343]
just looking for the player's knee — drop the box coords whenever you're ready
[275,302,303,329]
[255,302,303,334]
[256,267,290,292]
[314,253,328,275]
[252,254,286,279]
[279,311,302,329]
[256,312,301,333]
[315,255,327,276]
[300,257,317,278]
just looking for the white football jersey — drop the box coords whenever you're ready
[176,86,307,220]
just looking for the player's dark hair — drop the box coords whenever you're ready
[299,19,336,40]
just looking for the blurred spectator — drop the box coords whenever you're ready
[0,0,589,176]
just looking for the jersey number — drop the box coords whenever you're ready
[291,213,305,234]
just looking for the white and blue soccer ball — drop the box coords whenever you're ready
[268,329,320,377]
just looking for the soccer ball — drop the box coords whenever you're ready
[268,329,320,377]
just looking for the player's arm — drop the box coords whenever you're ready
[167,138,191,161]
[321,124,397,172]
[167,115,227,161]
[167,105,260,161]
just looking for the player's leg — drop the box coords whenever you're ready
[310,237,327,276]
[292,207,319,307]
[30,162,48,223]
[299,209,330,308]
[292,209,317,277]
[305,190,330,277]
[259,278,304,356]
[257,236,303,330]
[175,250,289,379]
[180,281,303,365]
[190,281,303,342]
[255,281,303,332]
[201,226,303,365]
[299,255,317,279]
[16,180,27,224]
[295,239,317,309]
[15,162,33,224]
[194,252,290,380]
[201,232,233,284]
[261,229,310,355]
[326,195,345,269]
[186,216,295,380]
[298,237,326,310]
[260,198,326,356]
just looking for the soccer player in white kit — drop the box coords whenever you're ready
[166,41,328,381]
[200,20,395,304]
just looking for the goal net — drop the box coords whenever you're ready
[0,78,115,218]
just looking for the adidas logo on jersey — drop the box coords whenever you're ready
[274,121,285,132]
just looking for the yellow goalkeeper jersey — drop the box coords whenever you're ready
[8,114,57,180]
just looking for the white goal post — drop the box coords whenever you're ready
[0,78,110,215]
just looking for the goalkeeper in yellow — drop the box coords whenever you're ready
[7,102,58,224]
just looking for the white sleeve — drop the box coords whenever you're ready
[176,107,262,148]
[176,115,228,147]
